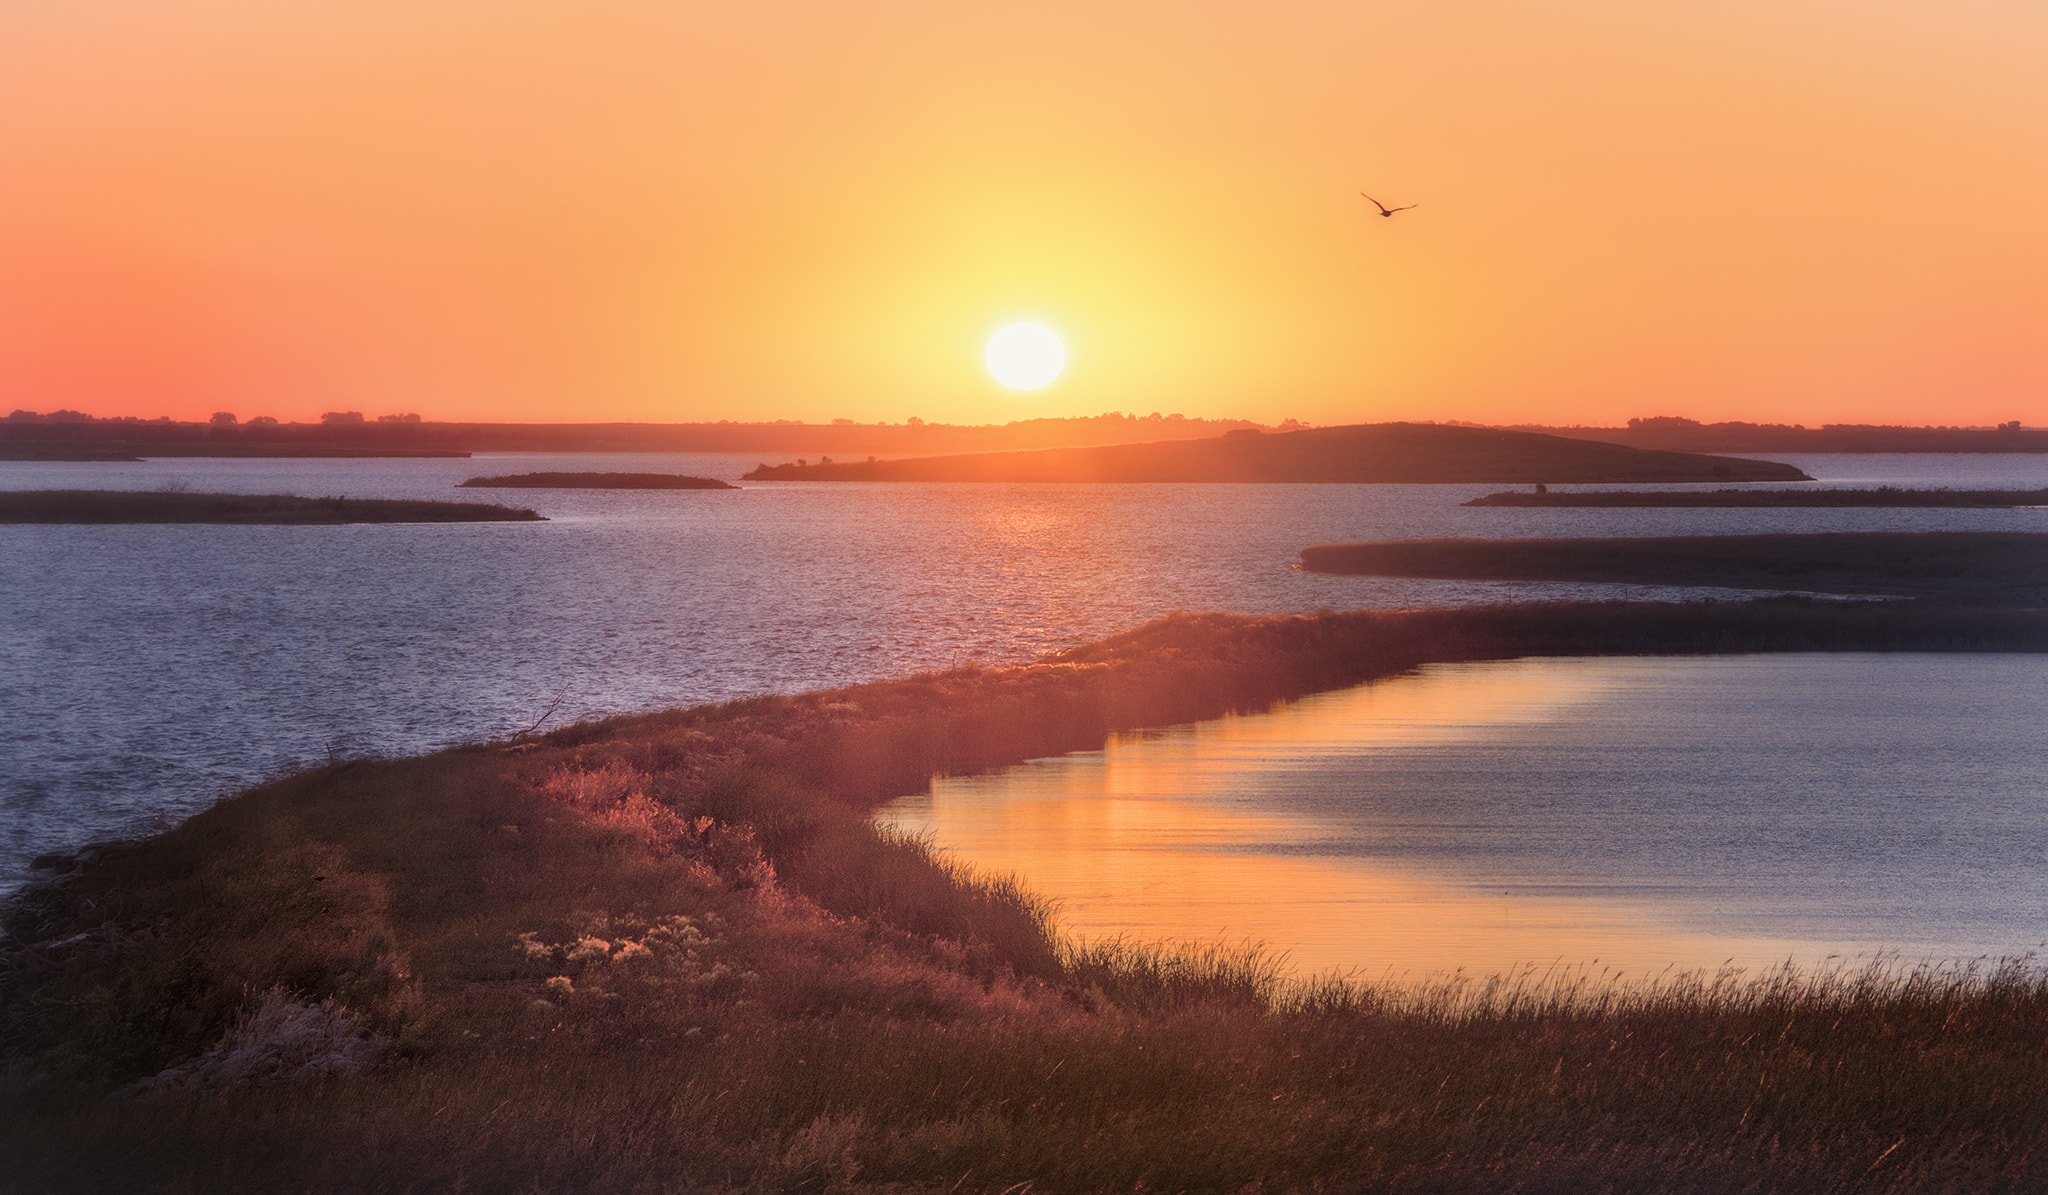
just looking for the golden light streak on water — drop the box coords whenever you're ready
[879,661,1839,980]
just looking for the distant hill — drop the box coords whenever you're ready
[740,424,1810,484]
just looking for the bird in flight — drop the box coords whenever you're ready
[1361,192,1416,218]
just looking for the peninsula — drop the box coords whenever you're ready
[741,423,1809,484]
[1298,531,2048,602]
[0,491,544,524]
[459,472,736,490]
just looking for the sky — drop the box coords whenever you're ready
[2,1,2044,428]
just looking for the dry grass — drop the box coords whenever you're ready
[6,601,2048,1191]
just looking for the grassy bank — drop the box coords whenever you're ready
[459,472,738,490]
[6,600,2048,1191]
[1467,486,2048,507]
[1300,531,2048,603]
[0,490,544,524]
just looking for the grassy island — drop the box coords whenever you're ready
[742,423,1810,484]
[1468,486,2048,508]
[0,490,544,524]
[460,472,737,490]
[1300,531,2048,603]
[7,600,2048,1191]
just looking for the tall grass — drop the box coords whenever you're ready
[1061,937,1285,1014]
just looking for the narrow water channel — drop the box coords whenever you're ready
[878,654,2048,979]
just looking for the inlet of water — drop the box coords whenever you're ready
[879,654,2048,979]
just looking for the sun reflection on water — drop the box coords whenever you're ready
[877,658,1964,981]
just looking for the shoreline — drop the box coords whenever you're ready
[7,599,2048,1189]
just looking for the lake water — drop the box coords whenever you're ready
[880,654,2048,978]
[2,451,2045,912]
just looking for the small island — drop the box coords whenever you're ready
[0,447,147,462]
[1467,486,2048,508]
[742,423,1810,484]
[0,447,470,461]
[1298,531,2048,602]
[0,490,544,524]
[458,471,736,490]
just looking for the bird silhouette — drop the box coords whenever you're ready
[1361,192,1416,218]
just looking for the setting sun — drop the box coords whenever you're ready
[985,323,1065,391]
[6,6,2048,1186]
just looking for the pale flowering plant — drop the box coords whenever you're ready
[512,912,752,1002]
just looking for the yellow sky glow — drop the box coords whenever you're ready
[2,1,2043,426]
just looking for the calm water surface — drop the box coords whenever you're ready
[3,451,2044,901]
[881,654,2048,978]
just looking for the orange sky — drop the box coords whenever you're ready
[3,1,2044,427]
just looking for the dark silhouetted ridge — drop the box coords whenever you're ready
[742,423,1809,484]
[1300,532,2048,602]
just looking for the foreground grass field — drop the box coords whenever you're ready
[5,599,2048,1192]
